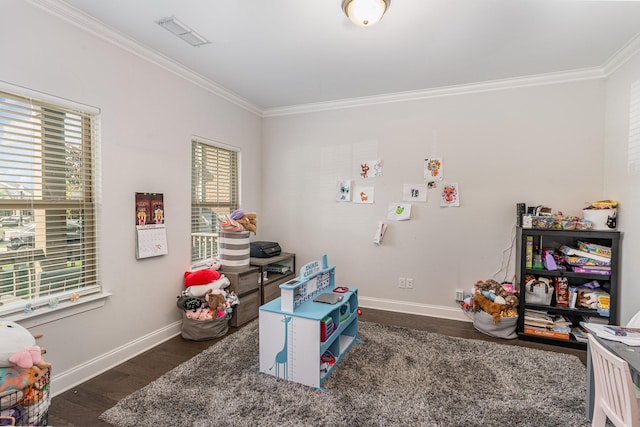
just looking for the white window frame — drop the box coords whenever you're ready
[0,81,107,325]
[191,136,240,265]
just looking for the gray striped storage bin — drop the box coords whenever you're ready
[219,231,250,269]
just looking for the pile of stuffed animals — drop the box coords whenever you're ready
[177,258,239,321]
[218,209,257,234]
[460,279,519,323]
[0,320,51,425]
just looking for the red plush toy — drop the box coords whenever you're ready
[184,269,221,288]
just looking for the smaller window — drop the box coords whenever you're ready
[190,139,239,263]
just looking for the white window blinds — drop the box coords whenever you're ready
[191,139,239,263]
[0,89,100,315]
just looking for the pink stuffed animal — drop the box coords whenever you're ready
[185,307,213,320]
[0,320,51,370]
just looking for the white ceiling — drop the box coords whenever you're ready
[42,0,640,112]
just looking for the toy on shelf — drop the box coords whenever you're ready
[279,254,335,312]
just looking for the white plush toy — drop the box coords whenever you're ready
[183,276,231,298]
[0,320,50,369]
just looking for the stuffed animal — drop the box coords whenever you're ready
[184,268,221,288]
[219,216,244,231]
[185,306,213,320]
[475,279,519,310]
[0,320,51,370]
[209,257,222,271]
[230,209,245,220]
[206,290,227,318]
[176,294,203,311]
[236,212,257,234]
[472,292,503,323]
[184,276,230,298]
[226,291,240,307]
[475,279,509,299]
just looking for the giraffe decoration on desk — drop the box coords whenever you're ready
[268,315,292,380]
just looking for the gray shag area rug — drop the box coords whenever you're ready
[100,320,589,427]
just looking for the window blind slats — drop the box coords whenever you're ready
[0,89,100,316]
[191,140,239,263]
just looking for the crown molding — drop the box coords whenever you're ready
[262,67,606,117]
[602,32,640,77]
[27,0,640,119]
[27,0,263,117]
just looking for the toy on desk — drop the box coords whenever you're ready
[333,286,349,293]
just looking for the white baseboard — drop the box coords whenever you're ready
[50,320,182,397]
[359,296,473,323]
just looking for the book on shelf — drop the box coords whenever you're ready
[523,326,570,340]
[559,245,611,264]
[564,255,611,267]
[571,326,589,342]
[571,266,611,275]
[524,309,571,331]
[577,241,611,259]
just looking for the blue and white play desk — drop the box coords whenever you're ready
[258,254,360,391]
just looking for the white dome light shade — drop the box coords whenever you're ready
[342,0,390,27]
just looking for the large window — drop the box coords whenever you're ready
[0,88,100,316]
[191,139,239,263]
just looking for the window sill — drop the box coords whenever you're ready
[5,292,112,329]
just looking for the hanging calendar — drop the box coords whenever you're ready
[135,192,168,259]
[136,224,168,259]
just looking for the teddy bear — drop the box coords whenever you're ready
[472,292,503,323]
[236,212,257,234]
[206,290,228,318]
[0,320,51,371]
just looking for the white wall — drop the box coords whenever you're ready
[604,51,640,325]
[0,0,262,392]
[261,81,606,319]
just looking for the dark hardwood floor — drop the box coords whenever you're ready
[48,309,587,426]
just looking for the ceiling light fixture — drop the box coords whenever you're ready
[342,0,390,27]
[156,16,210,47]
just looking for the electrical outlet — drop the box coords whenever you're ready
[406,278,414,289]
[398,277,406,288]
[455,289,464,301]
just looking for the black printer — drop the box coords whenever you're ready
[250,241,282,258]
